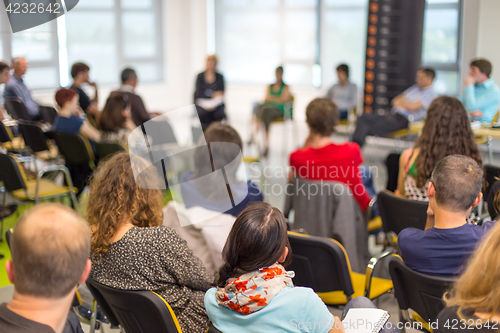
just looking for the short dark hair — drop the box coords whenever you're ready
[336,64,349,77]
[121,68,137,83]
[420,67,436,80]
[0,61,10,73]
[306,98,339,137]
[431,155,483,212]
[470,58,493,78]
[217,202,291,287]
[71,62,90,79]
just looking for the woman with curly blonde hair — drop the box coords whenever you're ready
[435,221,500,332]
[87,152,213,333]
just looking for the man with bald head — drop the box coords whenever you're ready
[0,203,91,333]
[4,57,41,120]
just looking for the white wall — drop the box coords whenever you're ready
[476,0,500,85]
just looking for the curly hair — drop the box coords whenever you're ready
[86,152,163,256]
[412,96,482,188]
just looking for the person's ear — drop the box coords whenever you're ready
[78,259,92,284]
[471,192,483,208]
[278,247,289,263]
[5,260,14,284]
[427,181,435,198]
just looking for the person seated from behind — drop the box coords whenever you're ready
[97,93,136,149]
[4,57,41,120]
[460,58,500,123]
[0,203,91,333]
[435,222,500,333]
[352,68,437,148]
[109,68,151,127]
[205,202,398,333]
[487,180,500,221]
[289,98,372,212]
[325,64,357,121]
[87,152,212,333]
[0,62,11,121]
[53,88,101,143]
[398,155,496,277]
[396,96,482,201]
[70,62,100,119]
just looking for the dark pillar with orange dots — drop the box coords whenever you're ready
[363,0,426,115]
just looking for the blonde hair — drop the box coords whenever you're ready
[206,54,218,67]
[444,222,500,320]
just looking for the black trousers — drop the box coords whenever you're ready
[352,112,409,147]
[196,104,226,131]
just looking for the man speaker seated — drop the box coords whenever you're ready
[398,155,496,277]
[0,203,91,333]
[352,68,437,148]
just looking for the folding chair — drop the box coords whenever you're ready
[0,120,23,152]
[18,121,59,162]
[287,232,393,306]
[4,98,31,121]
[39,106,58,124]
[389,255,456,333]
[269,95,297,158]
[484,164,500,201]
[95,142,125,161]
[86,278,183,333]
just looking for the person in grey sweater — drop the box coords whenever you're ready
[325,64,358,120]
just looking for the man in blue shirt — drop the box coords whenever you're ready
[461,58,500,123]
[4,57,40,120]
[398,155,496,277]
[352,68,437,147]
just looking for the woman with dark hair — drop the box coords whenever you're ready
[396,96,482,200]
[87,153,212,333]
[97,93,136,148]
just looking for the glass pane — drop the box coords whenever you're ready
[65,12,118,85]
[121,0,152,9]
[433,70,459,95]
[284,10,317,60]
[426,0,458,3]
[222,0,250,7]
[23,67,58,90]
[123,62,161,82]
[76,0,114,8]
[254,0,279,8]
[422,8,459,63]
[285,0,316,7]
[122,12,157,58]
[325,0,368,7]
[219,11,280,83]
[11,22,53,62]
[284,63,312,86]
[322,9,367,88]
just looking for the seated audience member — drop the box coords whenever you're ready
[98,94,136,149]
[487,180,500,221]
[0,203,90,333]
[396,96,482,201]
[289,98,371,212]
[352,68,437,147]
[254,66,291,157]
[461,58,500,123]
[167,123,263,271]
[53,88,101,143]
[4,57,41,120]
[435,222,500,332]
[87,153,212,333]
[109,68,151,127]
[325,64,358,121]
[0,62,11,120]
[205,202,397,333]
[398,155,496,277]
[194,55,226,131]
[70,62,100,118]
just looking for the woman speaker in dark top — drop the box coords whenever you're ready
[194,55,226,131]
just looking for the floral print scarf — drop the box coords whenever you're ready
[215,263,295,315]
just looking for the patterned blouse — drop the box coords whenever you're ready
[90,226,214,333]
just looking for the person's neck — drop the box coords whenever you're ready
[72,78,84,88]
[309,133,333,149]
[58,107,73,117]
[477,77,489,85]
[13,73,23,80]
[7,290,74,333]
[432,205,468,229]
[339,79,348,86]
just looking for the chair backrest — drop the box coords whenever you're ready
[95,142,125,160]
[0,121,14,143]
[86,278,182,333]
[377,191,428,235]
[5,98,31,121]
[287,232,354,298]
[143,120,178,145]
[18,121,50,153]
[484,164,500,201]
[53,132,95,166]
[0,153,26,192]
[5,228,13,250]
[40,106,58,124]
[389,256,456,323]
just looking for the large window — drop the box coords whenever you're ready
[0,0,163,89]
[215,0,462,94]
